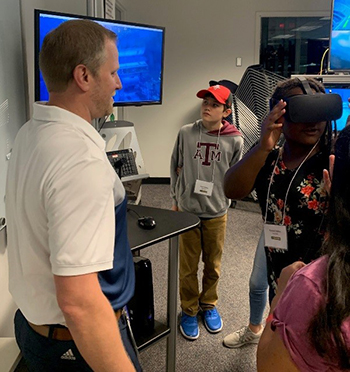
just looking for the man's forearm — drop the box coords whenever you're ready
[65,295,135,372]
[55,273,136,372]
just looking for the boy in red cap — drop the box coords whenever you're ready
[170,85,243,340]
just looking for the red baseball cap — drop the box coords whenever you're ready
[196,85,233,106]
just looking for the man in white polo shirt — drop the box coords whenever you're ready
[5,19,140,372]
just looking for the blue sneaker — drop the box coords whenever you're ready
[179,312,199,340]
[202,308,223,333]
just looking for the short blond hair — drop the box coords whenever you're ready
[39,19,117,93]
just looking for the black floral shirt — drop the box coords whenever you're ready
[255,147,329,295]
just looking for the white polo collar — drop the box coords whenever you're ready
[32,102,106,151]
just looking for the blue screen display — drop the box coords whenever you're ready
[325,86,350,130]
[329,0,350,71]
[35,10,165,106]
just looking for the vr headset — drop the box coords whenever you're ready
[270,77,343,123]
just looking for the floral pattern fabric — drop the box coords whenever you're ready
[255,148,328,295]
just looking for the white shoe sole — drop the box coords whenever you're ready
[179,325,199,340]
[223,338,260,348]
[203,319,223,334]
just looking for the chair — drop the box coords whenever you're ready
[232,65,286,155]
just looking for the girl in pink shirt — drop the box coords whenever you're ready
[257,124,350,371]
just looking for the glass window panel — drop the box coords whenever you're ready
[260,17,330,77]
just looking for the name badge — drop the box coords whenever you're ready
[194,180,214,197]
[263,224,288,250]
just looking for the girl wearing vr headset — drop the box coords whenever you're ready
[223,77,331,349]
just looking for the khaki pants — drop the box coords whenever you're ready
[179,213,227,316]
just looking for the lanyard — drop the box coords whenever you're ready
[197,122,221,183]
[264,140,320,225]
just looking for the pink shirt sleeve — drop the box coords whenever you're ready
[271,261,342,372]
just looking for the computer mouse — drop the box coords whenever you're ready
[138,216,156,230]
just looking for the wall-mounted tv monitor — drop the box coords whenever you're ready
[35,9,165,106]
[325,84,350,131]
[329,0,350,71]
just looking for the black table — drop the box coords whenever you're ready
[127,205,199,372]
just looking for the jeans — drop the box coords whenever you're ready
[249,231,268,326]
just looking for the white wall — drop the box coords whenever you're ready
[117,0,332,177]
[20,0,332,179]
[0,0,27,337]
